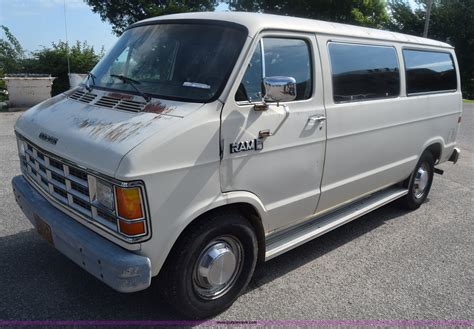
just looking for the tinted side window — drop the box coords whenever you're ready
[403,49,457,94]
[328,43,400,103]
[235,38,312,102]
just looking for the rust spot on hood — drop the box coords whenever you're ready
[107,92,133,100]
[75,117,156,142]
[143,101,176,114]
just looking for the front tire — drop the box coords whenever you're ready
[159,210,258,319]
[400,151,435,210]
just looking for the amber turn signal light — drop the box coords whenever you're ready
[118,220,145,236]
[116,186,143,220]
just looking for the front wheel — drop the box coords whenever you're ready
[159,210,258,319]
[400,152,435,210]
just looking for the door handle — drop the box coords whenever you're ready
[307,115,327,126]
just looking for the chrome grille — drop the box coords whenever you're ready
[19,138,118,231]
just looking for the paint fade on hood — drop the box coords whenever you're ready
[15,89,204,177]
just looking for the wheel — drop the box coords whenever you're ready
[159,210,258,319]
[400,151,435,210]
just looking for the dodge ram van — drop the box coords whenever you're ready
[12,12,462,318]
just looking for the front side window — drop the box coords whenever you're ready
[90,23,247,102]
[235,37,312,102]
[328,42,400,103]
[403,49,457,94]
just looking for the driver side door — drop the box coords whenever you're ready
[220,32,327,233]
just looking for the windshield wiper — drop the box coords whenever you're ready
[85,72,96,92]
[110,74,151,103]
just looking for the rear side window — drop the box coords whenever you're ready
[328,42,400,103]
[403,49,457,95]
[235,37,312,102]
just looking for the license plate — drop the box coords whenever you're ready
[35,215,54,246]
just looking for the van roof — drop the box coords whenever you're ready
[131,11,453,49]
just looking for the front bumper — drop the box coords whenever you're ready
[12,175,151,293]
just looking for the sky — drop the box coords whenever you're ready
[1,0,418,55]
[0,0,118,54]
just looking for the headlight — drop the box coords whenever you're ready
[91,176,147,238]
[96,179,115,211]
[17,138,26,158]
[87,175,148,238]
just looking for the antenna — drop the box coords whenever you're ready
[63,0,71,77]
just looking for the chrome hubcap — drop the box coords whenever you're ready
[193,236,243,300]
[413,163,430,199]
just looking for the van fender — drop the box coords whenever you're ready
[420,136,446,162]
[149,190,268,277]
[400,137,446,187]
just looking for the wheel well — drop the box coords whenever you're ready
[232,203,266,262]
[181,203,266,263]
[425,143,442,164]
[401,143,442,188]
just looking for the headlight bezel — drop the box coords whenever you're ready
[88,175,149,240]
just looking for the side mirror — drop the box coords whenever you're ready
[263,76,297,104]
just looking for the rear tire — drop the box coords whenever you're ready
[159,210,258,319]
[400,151,434,210]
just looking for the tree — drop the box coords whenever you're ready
[87,0,388,35]
[24,41,104,95]
[0,25,25,74]
[0,25,25,98]
[228,0,389,28]
[386,0,425,35]
[85,0,219,35]
[388,0,474,99]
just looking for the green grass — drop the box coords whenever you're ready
[463,99,474,103]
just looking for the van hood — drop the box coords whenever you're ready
[15,88,204,177]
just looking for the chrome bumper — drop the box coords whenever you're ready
[448,147,461,164]
[12,175,152,293]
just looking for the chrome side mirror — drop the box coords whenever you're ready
[263,76,297,104]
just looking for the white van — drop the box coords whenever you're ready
[12,12,462,318]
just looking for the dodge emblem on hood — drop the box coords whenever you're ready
[38,132,58,145]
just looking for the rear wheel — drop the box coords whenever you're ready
[400,151,435,210]
[159,210,258,319]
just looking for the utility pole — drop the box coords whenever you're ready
[423,0,433,38]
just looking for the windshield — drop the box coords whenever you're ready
[89,23,247,102]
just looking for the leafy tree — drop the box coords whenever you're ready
[0,25,25,98]
[388,0,474,99]
[24,41,104,95]
[86,0,219,35]
[0,25,25,74]
[228,0,389,28]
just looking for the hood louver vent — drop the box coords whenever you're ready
[69,90,146,112]
[95,95,120,108]
[69,90,97,103]
[95,95,146,112]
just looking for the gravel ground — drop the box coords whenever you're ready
[0,104,472,322]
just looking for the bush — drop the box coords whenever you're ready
[24,41,104,95]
